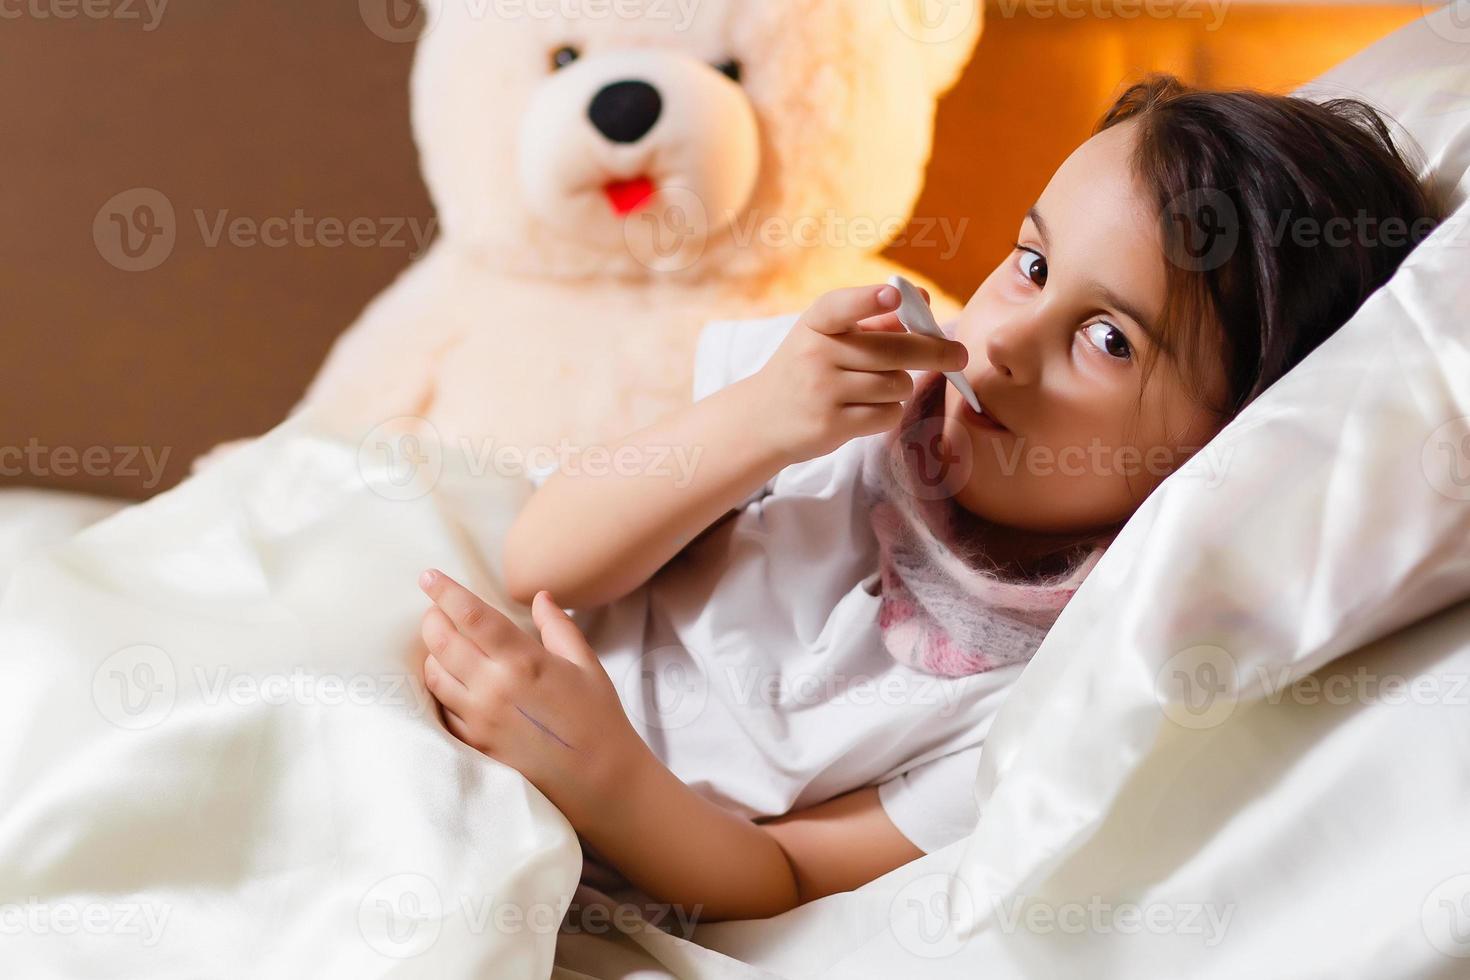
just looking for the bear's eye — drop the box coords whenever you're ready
[716,59,742,84]
[551,46,581,71]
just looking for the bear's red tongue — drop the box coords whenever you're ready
[604,177,657,215]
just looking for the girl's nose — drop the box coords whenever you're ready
[985,312,1043,385]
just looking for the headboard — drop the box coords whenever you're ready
[1,1,1421,498]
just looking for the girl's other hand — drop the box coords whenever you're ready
[417,569,649,823]
[748,284,969,465]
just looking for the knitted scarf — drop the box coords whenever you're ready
[859,372,1112,678]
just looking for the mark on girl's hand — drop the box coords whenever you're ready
[516,705,577,751]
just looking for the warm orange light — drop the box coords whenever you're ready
[891,1,1427,299]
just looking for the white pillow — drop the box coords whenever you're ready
[686,9,1470,977]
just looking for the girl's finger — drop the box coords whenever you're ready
[855,287,931,334]
[800,285,901,336]
[420,569,526,658]
[440,704,478,747]
[830,332,967,373]
[841,402,907,434]
[854,311,908,334]
[422,607,495,686]
[834,370,916,405]
[423,652,473,712]
[531,592,598,669]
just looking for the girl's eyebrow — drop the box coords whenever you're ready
[1027,204,1162,346]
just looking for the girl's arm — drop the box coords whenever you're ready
[419,572,930,922]
[501,285,968,610]
[502,375,791,610]
[587,752,927,922]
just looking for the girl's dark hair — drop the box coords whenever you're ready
[1097,74,1443,419]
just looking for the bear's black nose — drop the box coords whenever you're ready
[588,80,663,144]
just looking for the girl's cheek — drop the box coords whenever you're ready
[958,284,1024,348]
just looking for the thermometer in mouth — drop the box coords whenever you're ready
[887,275,983,415]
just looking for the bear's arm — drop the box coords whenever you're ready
[295,241,468,425]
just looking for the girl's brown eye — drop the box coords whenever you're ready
[1085,322,1133,360]
[551,46,580,71]
[1019,250,1048,287]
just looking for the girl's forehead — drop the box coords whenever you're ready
[1030,123,1168,323]
[1041,123,1155,245]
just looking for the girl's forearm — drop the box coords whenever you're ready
[573,744,803,923]
[502,376,789,610]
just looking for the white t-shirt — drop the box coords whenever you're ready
[562,314,1023,854]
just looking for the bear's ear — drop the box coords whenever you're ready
[888,0,984,95]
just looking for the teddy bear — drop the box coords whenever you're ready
[263,0,982,463]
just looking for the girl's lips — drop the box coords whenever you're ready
[963,398,1009,434]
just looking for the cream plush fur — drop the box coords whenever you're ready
[293,0,981,458]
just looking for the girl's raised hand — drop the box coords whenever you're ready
[747,284,969,465]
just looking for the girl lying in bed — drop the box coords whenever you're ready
[413,75,1441,922]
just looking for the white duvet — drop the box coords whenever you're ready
[5,10,1470,979]
[0,418,585,977]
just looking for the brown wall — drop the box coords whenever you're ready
[2,1,1419,499]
